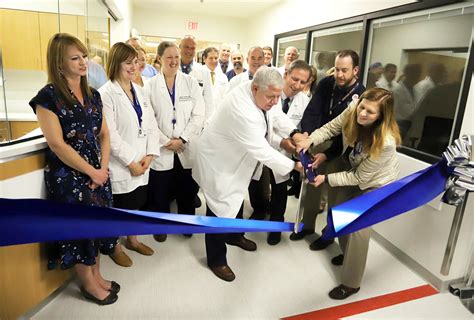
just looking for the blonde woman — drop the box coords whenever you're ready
[99,42,160,267]
[131,45,148,87]
[29,33,118,305]
[298,87,401,300]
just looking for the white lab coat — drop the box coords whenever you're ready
[186,62,215,122]
[264,91,310,183]
[192,82,295,218]
[414,76,435,104]
[146,72,205,171]
[99,80,161,194]
[277,66,286,76]
[392,81,417,121]
[226,71,251,95]
[283,91,310,129]
[205,65,228,110]
[217,60,233,74]
[375,75,400,92]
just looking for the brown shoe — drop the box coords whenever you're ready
[125,242,154,256]
[109,251,133,267]
[210,265,235,282]
[226,236,257,251]
[153,234,167,242]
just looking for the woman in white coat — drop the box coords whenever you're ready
[99,42,160,267]
[202,47,228,109]
[131,45,149,88]
[145,41,205,241]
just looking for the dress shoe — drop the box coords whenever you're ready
[153,234,167,242]
[109,281,120,294]
[331,254,344,266]
[80,287,118,305]
[309,236,334,251]
[109,251,133,267]
[210,265,235,282]
[194,195,202,208]
[125,242,154,256]
[328,284,360,300]
[226,236,257,251]
[289,229,313,241]
[267,232,281,245]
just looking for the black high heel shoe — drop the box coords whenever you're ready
[80,287,118,305]
[109,281,120,294]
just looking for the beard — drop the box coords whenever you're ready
[234,61,242,68]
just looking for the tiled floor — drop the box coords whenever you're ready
[31,194,473,319]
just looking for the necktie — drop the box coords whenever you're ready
[248,73,253,80]
[210,71,215,85]
[181,63,191,75]
[282,97,290,114]
[220,61,228,74]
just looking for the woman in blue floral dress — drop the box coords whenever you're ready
[29,33,119,305]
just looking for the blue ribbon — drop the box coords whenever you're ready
[0,198,301,247]
[321,160,453,241]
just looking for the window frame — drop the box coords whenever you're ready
[274,0,471,164]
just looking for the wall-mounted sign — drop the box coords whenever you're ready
[187,21,198,31]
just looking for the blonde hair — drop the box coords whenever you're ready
[106,42,138,81]
[46,33,91,105]
[343,87,401,159]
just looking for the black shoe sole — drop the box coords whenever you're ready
[80,287,118,305]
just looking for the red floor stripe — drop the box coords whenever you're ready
[283,284,438,320]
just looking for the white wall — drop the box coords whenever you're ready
[246,0,415,52]
[132,6,247,49]
[110,0,133,45]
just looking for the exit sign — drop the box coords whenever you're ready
[187,21,198,30]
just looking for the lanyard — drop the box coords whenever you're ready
[167,78,176,106]
[166,76,177,129]
[129,84,143,127]
[329,81,359,116]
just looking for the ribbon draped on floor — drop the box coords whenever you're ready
[0,198,300,247]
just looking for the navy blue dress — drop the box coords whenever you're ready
[29,84,117,269]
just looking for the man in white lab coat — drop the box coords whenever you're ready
[277,46,299,76]
[248,60,312,246]
[193,67,305,282]
[179,35,215,122]
[226,46,265,93]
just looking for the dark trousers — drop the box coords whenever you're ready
[146,154,198,215]
[248,168,288,222]
[205,204,244,268]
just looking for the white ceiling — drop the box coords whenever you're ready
[132,0,283,19]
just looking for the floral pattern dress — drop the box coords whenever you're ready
[29,84,117,269]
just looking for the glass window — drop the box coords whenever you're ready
[276,33,307,67]
[366,3,474,158]
[0,0,110,144]
[310,23,363,84]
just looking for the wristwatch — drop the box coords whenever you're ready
[179,137,187,144]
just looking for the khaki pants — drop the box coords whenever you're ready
[301,141,348,232]
[334,185,371,289]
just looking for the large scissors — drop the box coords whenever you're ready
[294,150,316,233]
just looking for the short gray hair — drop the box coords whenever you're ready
[252,66,283,91]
